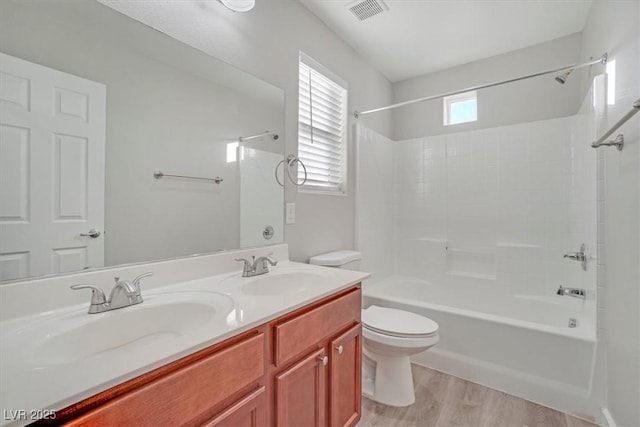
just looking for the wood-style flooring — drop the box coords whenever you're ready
[357,365,597,427]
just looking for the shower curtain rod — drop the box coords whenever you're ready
[353,53,608,118]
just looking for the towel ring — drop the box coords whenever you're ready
[275,154,307,187]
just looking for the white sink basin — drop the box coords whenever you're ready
[240,270,330,296]
[23,292,233,366]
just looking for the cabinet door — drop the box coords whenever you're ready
[329,324,362,427]
[275,348,327,427]
[204,387,266,427]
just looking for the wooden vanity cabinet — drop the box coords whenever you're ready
[203,386,267,427]
[270,287,362,427]
[57,331,267,427]
[329,324,362,427]
[274,348,327,427]
[50,285,361,427]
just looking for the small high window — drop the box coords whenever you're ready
[443,91,477,126]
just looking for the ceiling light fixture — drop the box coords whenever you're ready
[218,0,255,12]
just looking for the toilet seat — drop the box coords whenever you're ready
[362,305,439,338]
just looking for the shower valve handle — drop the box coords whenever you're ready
[563,252,585,261]
[563,244,587,271]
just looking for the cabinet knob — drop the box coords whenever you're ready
[318,356,328,366]
[335,345,344,355]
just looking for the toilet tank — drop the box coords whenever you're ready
[309,250,362,270]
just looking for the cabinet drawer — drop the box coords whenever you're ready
[274,288,360,366]
[203,386,266,427]
[65,333,265,426]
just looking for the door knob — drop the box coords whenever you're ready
[318,355,328,366]
[335,345,344,355]
[80,228,101,238]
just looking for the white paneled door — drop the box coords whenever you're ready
[0,53,106,281]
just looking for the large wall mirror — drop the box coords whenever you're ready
[0,0,285,283]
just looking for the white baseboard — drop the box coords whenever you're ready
[601,408,617,427]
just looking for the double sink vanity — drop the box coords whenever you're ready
[0,244,369,426]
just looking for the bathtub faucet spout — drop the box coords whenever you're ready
[557,285,586,299]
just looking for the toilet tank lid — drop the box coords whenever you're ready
[309,250,362,266]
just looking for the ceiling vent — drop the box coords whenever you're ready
[347,0,389,21]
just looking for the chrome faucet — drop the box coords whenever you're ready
[235,254,278,277]
[557,285,586,299]
[71,272,153,314]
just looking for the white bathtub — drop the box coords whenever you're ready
[363,276,598,421]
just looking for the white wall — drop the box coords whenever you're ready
[579,1,640,426]
[392,33,584,140]
[390,115,596,305]
[99,0,394,263]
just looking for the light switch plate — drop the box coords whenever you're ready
[286,203,295,225]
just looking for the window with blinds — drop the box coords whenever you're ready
[298,54,348,193]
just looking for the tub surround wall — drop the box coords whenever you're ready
[579,1,640,426]
[354,124,395,282]
[357,113,597,306]
[239,148,285,248]
[400,115,595,304]
[356,102,600,420]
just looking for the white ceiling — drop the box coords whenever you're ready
[300,0,593,82]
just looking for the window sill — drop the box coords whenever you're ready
[298,188,348,197]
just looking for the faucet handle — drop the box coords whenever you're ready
[264,253,278,266]
[132,272,153,289]
[235,257,255,276]
[235,257,253,267]
[563,243,588,271]
[71,284,107,306]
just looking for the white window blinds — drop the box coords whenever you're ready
[298,56,348,193]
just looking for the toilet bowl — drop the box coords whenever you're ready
[308,250,439,407]
[361,305,439,407]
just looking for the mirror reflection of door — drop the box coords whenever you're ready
[0,53,106,281]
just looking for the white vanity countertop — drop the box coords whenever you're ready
[0,259,368,426]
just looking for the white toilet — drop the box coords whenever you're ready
[309,250,440,407]
[361,305,439,406]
